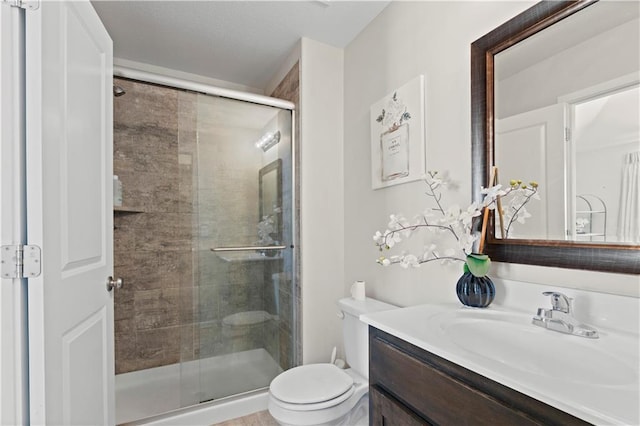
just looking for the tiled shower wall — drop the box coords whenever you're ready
[113,73,299,375]
[113,78,198,374]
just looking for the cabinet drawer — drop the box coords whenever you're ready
[369,327,589,426]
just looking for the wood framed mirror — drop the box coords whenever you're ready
[258,159,282,245]
[471,0,640,274]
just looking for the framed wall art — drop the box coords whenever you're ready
[370,75,425,190]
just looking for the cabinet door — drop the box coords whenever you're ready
[370,386,429,426]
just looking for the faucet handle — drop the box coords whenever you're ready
[542,291,572,314]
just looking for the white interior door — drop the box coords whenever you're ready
[495,104,566,240]
[25,1,114,424]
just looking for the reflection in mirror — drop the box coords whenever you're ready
[258,159,282,246]
[573,86,639,243]
[471,0,640,274]
[493,0,639,244]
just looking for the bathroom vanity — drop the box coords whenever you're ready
[368,327,586,425]
[362,302,639,426]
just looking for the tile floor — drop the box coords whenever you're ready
[213,410,278,426]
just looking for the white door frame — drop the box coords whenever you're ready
[558,72,640,239]
[0,3,29,425]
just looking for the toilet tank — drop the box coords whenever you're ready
[337,297,397,379]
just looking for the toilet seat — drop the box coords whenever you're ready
[270,363,354,408]
[270,386,355,412]
[268,367,369,425]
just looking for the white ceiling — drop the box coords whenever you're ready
[91,0,390,91]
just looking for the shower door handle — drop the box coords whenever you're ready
[106,276,123,292]
[211,245,287,252]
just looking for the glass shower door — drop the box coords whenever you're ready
[183,94,295,405]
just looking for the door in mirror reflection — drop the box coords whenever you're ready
[493,0,639,244]
[571,84,640,243]
[495,104,566,240]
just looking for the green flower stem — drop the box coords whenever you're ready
[381,255,466,266]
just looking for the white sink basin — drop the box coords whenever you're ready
[432,309,636,387]
[361,303,640,425]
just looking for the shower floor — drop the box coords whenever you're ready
[116,348,283,424]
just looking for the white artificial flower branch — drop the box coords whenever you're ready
[374,171,539,268]
[482,179,540,238]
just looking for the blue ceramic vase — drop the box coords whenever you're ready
[456,272,495,308]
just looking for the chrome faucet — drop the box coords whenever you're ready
[545,291,571,314]
[532,291,599,338]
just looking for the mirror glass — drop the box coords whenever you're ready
[493,1,639,245]
[258,159,282,245]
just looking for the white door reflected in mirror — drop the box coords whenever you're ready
[494,0,639,244]
[572,85,640,244]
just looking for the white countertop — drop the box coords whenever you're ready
[361,303,640,425]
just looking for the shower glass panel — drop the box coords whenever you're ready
[113,78,296,423]
[180,94,295,406]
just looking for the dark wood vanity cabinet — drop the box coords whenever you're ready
[369,327,590,426]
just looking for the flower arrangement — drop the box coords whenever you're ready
[373,170,539,277]
[257,207,282,246]
[257,215,277,245]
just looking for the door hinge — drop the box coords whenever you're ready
[2,0,39,10]
[1,245,41,279]
[565,127,571,142]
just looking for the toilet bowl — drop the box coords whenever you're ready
[268,364,368,426]
[268,297,397,426]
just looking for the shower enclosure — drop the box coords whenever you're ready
[112,77,297,423]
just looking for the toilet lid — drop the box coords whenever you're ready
[270,363,354,404]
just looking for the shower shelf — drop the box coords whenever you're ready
[114,206,143,215]
[575,195,606,241]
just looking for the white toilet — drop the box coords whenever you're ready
[268,297,397,426]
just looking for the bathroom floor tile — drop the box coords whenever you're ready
[213,410,278,426]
